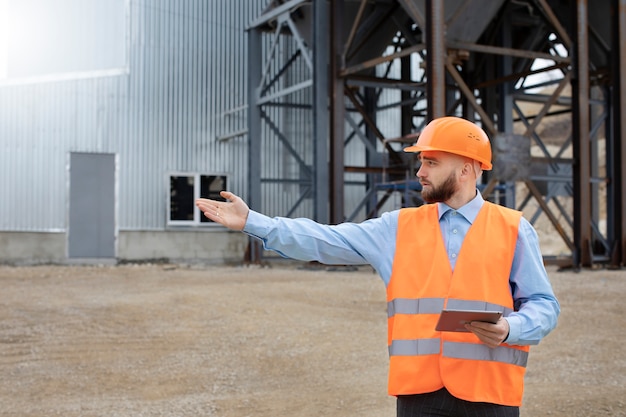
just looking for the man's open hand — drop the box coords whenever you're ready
[196,191,250,231]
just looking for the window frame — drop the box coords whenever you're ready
[167,172,228,227]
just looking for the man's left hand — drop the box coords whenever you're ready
[465,317,510,348]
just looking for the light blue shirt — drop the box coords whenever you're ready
[243,191,560,346]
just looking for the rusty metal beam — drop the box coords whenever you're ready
[426,0,446,119]
[619,0,626,268]
[536,0,573,48]
[340,43,426,77]
[343,0,368,58]
[473,62,570,89]
[610,0,626,268]
[447,41,571,63]
[572,0,593,268]
[345,74,427,90]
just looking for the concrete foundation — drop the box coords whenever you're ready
[118,230,249,264]
[0,232,67,265]
[0,230,249,265]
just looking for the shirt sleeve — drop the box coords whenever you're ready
[243,210,399,284]
[504,217,561,345]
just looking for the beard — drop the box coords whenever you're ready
[421,171,458,203]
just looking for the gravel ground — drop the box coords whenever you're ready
[0,263,624,417]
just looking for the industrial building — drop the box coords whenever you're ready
[0,0,264,264]
[1,0,624,269]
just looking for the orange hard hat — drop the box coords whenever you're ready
[404,117,493,170]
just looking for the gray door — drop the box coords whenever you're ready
[68,152,116,259]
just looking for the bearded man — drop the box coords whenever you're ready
[196,116,560,417]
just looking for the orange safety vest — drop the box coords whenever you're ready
[387,202,530,406]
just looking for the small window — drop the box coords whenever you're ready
[199,175,227,223]
[168,173,228,226]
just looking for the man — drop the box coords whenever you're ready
[196,116,560,417]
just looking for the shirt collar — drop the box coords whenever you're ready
[437,190,485,223]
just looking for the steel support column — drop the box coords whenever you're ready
[330,0,345,224]
[572,0,593,268]
[426,0,446,120]
[247,26,263,263]
[246,0,319,240]
[611,0,626,268]
[313,0,330,224]
[498,10,516,206]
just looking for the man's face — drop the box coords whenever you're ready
[416,151,460,203]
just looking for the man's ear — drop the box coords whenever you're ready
[459,157,483,181]
[460,161,474,179]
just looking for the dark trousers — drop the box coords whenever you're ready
[397,388,520,417]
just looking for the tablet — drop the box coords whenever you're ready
[435,309,503,332]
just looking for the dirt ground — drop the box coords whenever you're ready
[0,262,624,417]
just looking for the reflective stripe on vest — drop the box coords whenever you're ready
[389,339,528,368]
[389,338,440,356]
[388,298,514,319]
[443,341,529,367]
[387,297,444,317]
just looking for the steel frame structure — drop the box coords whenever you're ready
[248,0,626,269]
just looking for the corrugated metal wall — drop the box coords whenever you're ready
[0,0,266,232]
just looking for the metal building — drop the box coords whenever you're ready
[0,0,266,264]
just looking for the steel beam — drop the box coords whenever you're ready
[313,0,329,223]
[247,27,263,263]
[610,0,626,268]
[446,41,571,63]
[426,0,446,120]
[572,0,593,268]
[330,0,345,224]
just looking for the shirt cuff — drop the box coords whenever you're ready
[242,210,272,239]
[504,315,522,344]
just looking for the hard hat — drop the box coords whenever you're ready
[404,117,493,170]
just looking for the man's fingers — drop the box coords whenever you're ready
[220,190,234,200]
[220,191,243,204]
[465,321,507,348]
[196,199,222,219]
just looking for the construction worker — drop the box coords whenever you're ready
[196,116,560,417]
